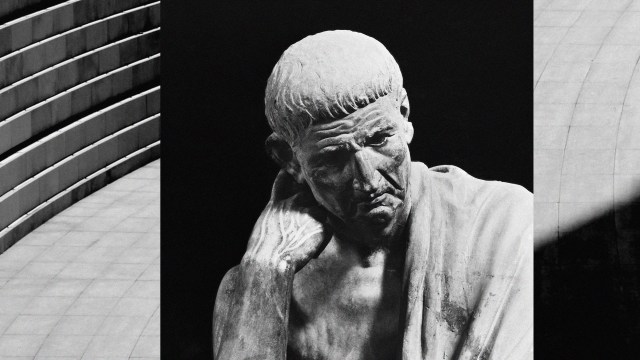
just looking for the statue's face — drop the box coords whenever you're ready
[294,95,412,244]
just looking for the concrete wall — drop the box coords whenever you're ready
[534,0,640,357]
[0,0,161,254]
[0,0,155,57]
[0,2,160,88]
[0,29,160,120]
[0,0,50,21]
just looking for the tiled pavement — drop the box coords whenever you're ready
[534,0,640,245]
[0,160,160,359]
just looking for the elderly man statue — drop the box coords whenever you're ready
[213,30,532,360]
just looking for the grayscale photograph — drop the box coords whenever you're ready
[162,1,533,359]
[1,0,638,359]
[0,0,160,358]
[212,30,534,360]
[534,0,640,358]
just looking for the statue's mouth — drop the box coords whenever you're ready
[355,193,402,223]
[365,193,396,207]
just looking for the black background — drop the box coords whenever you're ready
[162,1,532,358]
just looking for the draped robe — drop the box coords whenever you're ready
[401,162,532,360]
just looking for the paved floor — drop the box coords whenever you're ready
[534,0,640,244]
[0,160,160,359]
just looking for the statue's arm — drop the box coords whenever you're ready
[212,266,238,357]
[213,259,295,360]
[213,171,331,359]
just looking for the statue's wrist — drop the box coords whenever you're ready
[240,254,293,275]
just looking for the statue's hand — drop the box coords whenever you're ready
[243,170,332,272]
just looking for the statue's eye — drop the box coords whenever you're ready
[323,150,350,167]
[311,148,350,170]
[366,133,389,147]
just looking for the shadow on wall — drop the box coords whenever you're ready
[535,194,640,359]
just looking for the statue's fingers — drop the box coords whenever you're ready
[292,226,332,272]
[246,204,278,250]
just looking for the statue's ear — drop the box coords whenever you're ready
[400,88,414,144]
[265,133,305,184]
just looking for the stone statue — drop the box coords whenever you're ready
[213,30,532,360]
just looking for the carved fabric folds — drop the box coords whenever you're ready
[401,162,533,360]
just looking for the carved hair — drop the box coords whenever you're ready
[264,30,403,146]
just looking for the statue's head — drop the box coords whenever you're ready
[265,30,414,245]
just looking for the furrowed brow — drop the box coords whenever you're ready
[318,143,351,154]
[315,134,354,149]
[312,120,357,137]
[369,124,394,134]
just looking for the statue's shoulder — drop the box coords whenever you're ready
[409,163,532,272]
[411,162,531,210]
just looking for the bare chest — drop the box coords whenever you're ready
[287,261,403,360]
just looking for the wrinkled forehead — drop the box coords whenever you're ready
[295,95,401,149]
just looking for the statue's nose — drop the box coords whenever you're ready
[352,151,378,194]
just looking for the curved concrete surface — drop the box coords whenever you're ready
[0,28,160,121]
[0,159,159,359]
[0,54,161,156]
[0,0,154,58]
[0,2,160,89]
[0,116,160,233]
[0,87,159,196]
[0,0,161,258]
[535,0,640,357]
[0,0,53,21]
[534,0,640,244]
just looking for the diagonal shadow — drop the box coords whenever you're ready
[535,194,640,359]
